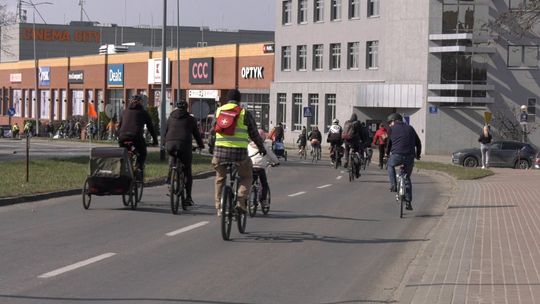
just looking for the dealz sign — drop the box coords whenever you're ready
[241,66,264,79]
[38,66,50,86]
[189,57,213,84]
[108,64,124,87]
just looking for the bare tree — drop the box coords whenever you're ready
[491,1,540,38]
[492,108,539,142]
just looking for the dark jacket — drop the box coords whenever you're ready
[164,108,204,148]
[308,130,322,142]
[478,132,492,145]
[118,103,157,142]
[387,121,421,158]
[345,113,364,143]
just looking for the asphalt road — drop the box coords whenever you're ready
[0,155,451,304]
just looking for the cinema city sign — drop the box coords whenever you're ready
[22,28,101,43]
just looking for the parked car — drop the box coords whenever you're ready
[452,140,536,169]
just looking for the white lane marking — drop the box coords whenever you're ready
[38,253,117,278]
[288,191,306,197]
[336,176,343,180]
[317,184,332,189]
[166,221,209,237]
[340,171,346,174]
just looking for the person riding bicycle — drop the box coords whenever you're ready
[210,89,266,216]
[117,94,158,175]
[248,129,279,208]
[327,119,343,165]
[385,113,421,211]
[342,113,365,169]
[297,127,307,155]
[164,100,205,206]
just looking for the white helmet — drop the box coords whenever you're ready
[521,105,527,111]
[332,119,339,124]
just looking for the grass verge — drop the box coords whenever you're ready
[0,152,212,198]
[415,161,494,180]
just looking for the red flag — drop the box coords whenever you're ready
[88,103,98,119]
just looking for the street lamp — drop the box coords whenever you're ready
[20,1,53,136]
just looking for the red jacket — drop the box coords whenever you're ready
[372,127,388,145]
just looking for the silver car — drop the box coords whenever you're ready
[452,141,535,169]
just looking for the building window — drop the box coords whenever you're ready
[314,0,324,22]
[366,41,378,68]
[325,94,337,132]
[367,0,379,17]
[297,45,308,71]
[349,0,360,19]
[282,46,292,71]
[313,44,324,70]
[442,3,475,34]
[244,93,270,131]
[308,93,319,127]
[331,0,342,21]
[508,45,539,68]
[347,42,359,69]
[292,93,303,131]
[282,0,292,25]
[277,93,287,126]
[510,0,533,10]
[298,0,308,23]
[330,43,341,70]
[528,98,537,122]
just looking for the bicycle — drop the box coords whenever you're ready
[121,141,144,208]
[219,162,248,241]
[248,164,276,217]
[348,150,361,182]
[169,152,187,215]
[331,145,342,169]
[311,143,321,163]
[395,164,409,218]
[298,145,307,160]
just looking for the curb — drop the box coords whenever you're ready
[0,170,215,207]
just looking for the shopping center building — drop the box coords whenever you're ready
[0,42,275,132]
[270,0,540,153]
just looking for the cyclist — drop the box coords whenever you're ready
[248,129,279,208]
[342,113,364,170]
[327,119,343,166]
[210,89,266,216]
[308,126,322,157]
[164,100,205,206]
[385,113,421,211]
[117,94,158,175]
[297,126,307,156]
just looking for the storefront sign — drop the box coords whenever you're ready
[108,64,124,87]
[10,73,22,83]
[22,28,100,43]
[241,66,264,79]
[148,58,170,85]
[188,89,220,100]
[38,66,50,86]
[263,44,275,53]
[68,70,84,84]
[189,58,213,84]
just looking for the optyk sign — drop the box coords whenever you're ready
[189,58,213,84]
[108,64,124,87]
[38,66,50,86]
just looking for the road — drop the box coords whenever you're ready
[0,155,451,303]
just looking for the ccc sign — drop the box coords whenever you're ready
[189,57,214,84]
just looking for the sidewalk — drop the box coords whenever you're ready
[399,168,540,303]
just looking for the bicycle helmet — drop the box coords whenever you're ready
[521,105,527,111]
[332,119,339,124]
[175,100,188,110]
[387,113,403,122]
[129,94,143,105]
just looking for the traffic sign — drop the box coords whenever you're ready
[7,107,15,117]
[303,106,314,118]
[428,106,438,114]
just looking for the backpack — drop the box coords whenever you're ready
[214,105,242,136]
[328,125,342,142]
[342,120,355,140]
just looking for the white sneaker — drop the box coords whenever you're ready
[481,166,485,169]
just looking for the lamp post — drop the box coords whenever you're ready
[160,0,167,160]
[176,0,180,103]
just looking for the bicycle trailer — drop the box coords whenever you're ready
[86,147,133,196]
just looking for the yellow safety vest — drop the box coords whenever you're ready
[215,103,249,148]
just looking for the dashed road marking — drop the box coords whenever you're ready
[166,221,209,236]
[38,253,117,278]
[336,176,343,180]
[317,184,332,189]
[288,191,306,197]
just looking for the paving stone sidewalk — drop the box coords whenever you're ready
[400,168,540,303]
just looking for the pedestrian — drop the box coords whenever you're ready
[297,126,307,155]
[478,124,492,169]
[372,123,389,169]
[12,123,19,139]
[270,122,285,143]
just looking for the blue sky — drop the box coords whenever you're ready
[8,0,275,30]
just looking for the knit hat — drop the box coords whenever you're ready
[226,89,241,103]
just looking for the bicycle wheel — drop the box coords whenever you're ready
[334,149,339,169]
[248,184,258,217]
[178,170,187,211]
[170,168,180,214]
[82,179,91,209]
[312,148,317,163]
[130,182,138,210]
[220,186,233,241]
[262,188,271,215]
[135,169,144,203]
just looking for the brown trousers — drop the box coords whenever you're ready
[212,157,253,209]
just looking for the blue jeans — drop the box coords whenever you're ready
[387,154,415,202]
